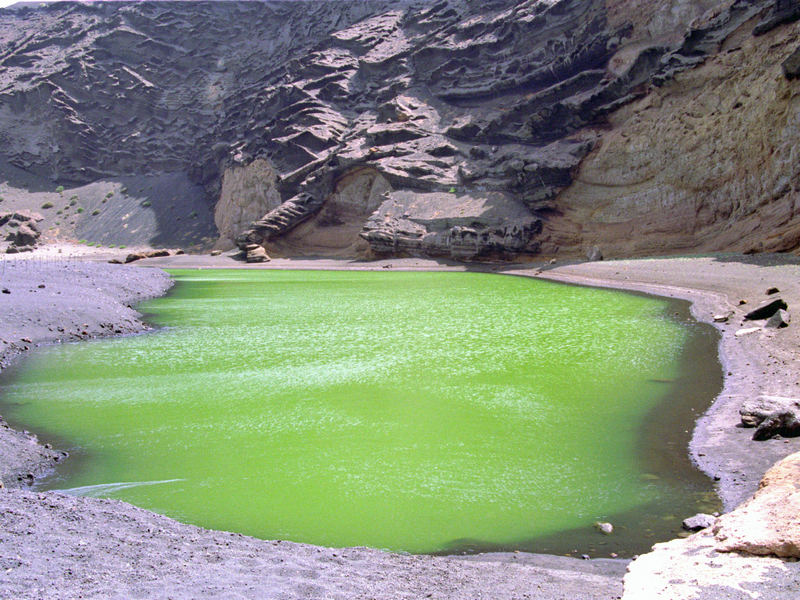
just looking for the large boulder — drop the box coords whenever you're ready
[1,211,43,249]
[764,309,791,329]
[245,245,270,263]
[744,298,788,321]
[586,246,603,261]
[740,395,800,440]
[713,452,800,558]
[682,513,717,532]
[5,223,39,247]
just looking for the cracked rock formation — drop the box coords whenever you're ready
[0,0,798,259]
[622,452,800,599]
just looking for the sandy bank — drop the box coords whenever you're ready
[1,248,799,598]
[525,254,800,510]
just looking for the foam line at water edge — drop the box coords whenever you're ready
[56,479,186,498]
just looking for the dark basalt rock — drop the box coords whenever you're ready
[740,395,800,440]
[783,46,800,80]
[753,412,800,441]
[0,211,41,249]
[753,0,800,36]
[0,0,788,260]
[744,299,789,321]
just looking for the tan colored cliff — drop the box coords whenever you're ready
[546,15,800,258]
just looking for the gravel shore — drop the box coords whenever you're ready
[0,257,172,487]
[1,249,798,599]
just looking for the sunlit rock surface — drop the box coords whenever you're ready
[623,452,800,599]
[0,0,797,257]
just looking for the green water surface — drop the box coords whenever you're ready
[0,269,719,555]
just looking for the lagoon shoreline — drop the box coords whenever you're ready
[1,248,799,599]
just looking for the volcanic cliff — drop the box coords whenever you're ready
[0,0,798,260]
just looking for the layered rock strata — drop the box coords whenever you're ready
[547,4,800,258]
[0,1,797,259]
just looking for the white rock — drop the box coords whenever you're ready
[735,327,761,337]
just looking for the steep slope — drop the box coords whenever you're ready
[0,0,797,258]
[547,2,800,257]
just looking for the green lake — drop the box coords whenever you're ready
[0,269,721,556]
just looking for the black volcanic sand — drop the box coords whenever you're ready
[0,255,627,600]
[0,158,217,250]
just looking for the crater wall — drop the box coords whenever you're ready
[0,0,797,258]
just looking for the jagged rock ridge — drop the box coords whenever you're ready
[0,0,798,259]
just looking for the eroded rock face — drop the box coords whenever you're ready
[214,159,281,251]
[0,0,797,260]
[260,167,392,257]
[360,190,542,260]
[547,7,800,257]
[713,452,800,557]
[622,452,800,599]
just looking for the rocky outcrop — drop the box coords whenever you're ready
[254,167,392,257]
[622,526,800,599]
[622,452,800,599]
[232,0,789,259]
[1,1,796,260]
[360,190,542,260]
[741,395,800,440]
[712,451,800,557]
[1,210,41,252]
[214,159,281,251]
